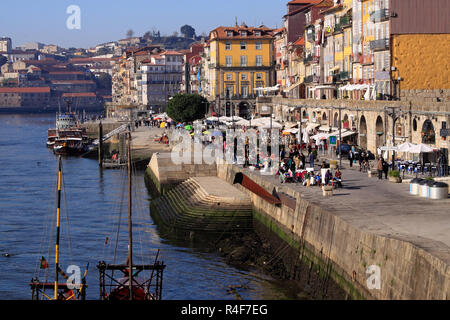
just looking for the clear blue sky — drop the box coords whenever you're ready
[0,0,286,49]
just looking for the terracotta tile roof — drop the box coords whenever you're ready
[0,87,50,93]
[62,92,96,97]
[49,71,85,75]
[288,0,321,4]
[210,26,274,40]
[51,80,95,84]
[320,3,344,14]
[162,50,183,55]
[285,0,322,17]
[293,36,305,46]
[273,27,286,35]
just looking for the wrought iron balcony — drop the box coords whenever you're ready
[304,75,320,84]
[370,38,389,51]
[340,15,352,28]
[333,23,343,34]
[370,9,389,23]
[304,55,313,64]
[339,71,349,80]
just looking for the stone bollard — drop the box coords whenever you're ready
[322,185,333,197]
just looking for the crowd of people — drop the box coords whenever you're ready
[276,141,343,189]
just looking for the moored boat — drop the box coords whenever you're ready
[97,131,165,301]
[30,156,88,300]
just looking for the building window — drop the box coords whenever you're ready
[241,31,247,37]
[255,41,262,50]
[226,73,232,80]
[241,86,249,98]
[227,31,233,37]
[256,73,263,80]
[254,31,261,37]
[240,41,247,50]
[225,42,232,50]
[241,73,247,81]
[255,55,263,67]
[226,85,233,97]
[225,56,232,67]
[240,55,247,67]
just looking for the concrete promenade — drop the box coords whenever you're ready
[241,164,450,265]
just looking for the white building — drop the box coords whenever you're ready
[138,51,183,110]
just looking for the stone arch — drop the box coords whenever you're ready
[421,119,435,144]
[359,115,368,150]
[343,114,350,129]
[333,112,339,128]
[375,116,385,149]
[322,112,327,122]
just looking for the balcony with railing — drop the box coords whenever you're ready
[340,14,352,28]
[303,54,313,64]
[304,75,320,84]
[370,9,389,23]
[370,38,389,51]
[339,71,349,80]
[333,23,343,34]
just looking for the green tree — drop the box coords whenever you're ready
[166,93,207,123]
[180,25,196,39]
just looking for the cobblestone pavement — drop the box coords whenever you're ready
[240,156,450,264]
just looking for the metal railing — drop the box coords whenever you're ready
[370,9,389,22]
[370,38,389,51]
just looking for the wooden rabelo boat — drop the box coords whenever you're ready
[30,156,88,300]
[97,130,165,300]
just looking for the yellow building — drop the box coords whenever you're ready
[391,34,450,102]
[361,0,375,82]
[207,23,274,117]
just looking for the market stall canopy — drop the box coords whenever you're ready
[379,146,398,151]
[235,119,250,126]
[397,142,416,153]
[251,117,282,128]
[409,143,435,154]
[305,123,320,133]
[285,122,298,129]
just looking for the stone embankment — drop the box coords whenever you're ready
[150,177,253,240]
[145,149,449,299]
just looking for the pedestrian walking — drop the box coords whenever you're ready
[382,158,389,179]
[309,152,314,169]
[348,150,354,168]
[377,157,383,180]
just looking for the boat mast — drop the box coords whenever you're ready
[127,130,133,300]
[54,156,62,299]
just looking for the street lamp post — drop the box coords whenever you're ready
[339,107,342,169]
[297,105,302,154]
[386,106,401,170]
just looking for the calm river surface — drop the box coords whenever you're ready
[0,113,292,300]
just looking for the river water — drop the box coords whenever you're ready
[0,113,292,300]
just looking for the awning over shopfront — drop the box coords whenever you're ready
[283,82,301,93]
[310,129,357,143]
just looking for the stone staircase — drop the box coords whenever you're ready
[150,177,253,238]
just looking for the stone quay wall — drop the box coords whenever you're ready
[216,163,450,300]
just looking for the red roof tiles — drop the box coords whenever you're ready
[0,87,50,93]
